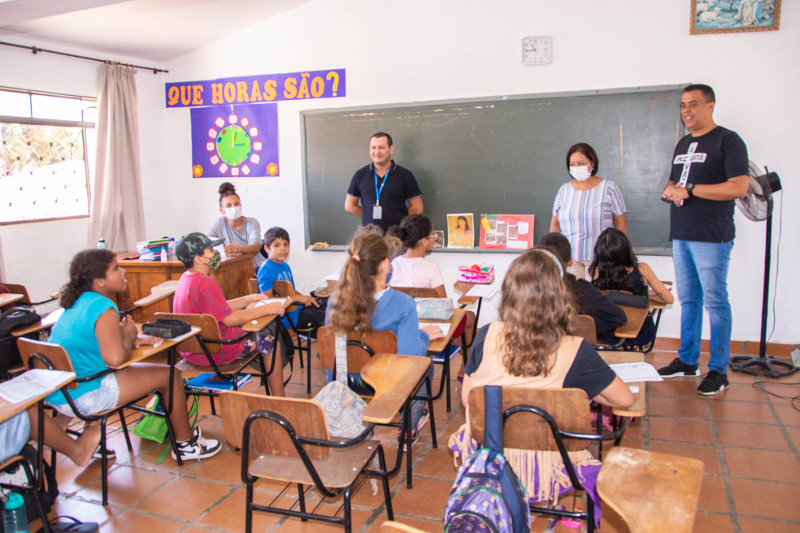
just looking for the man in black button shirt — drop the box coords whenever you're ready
[344,132,423,231]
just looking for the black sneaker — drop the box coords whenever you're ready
[171,427,221,461]
[658,358,700,378]
[697,372,729,396]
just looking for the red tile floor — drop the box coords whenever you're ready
[36,342,800,532]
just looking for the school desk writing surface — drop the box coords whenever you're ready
[302,85,682,252]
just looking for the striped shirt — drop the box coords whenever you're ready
[552,178,626,261]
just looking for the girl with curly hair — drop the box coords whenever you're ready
[449,248,632,524]
[48,249,221,461]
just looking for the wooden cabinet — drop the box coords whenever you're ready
[116,253,255,322]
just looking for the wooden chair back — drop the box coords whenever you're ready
[271,280,299,312]
[316,325,397,375]
[3,284,31,305]
[468,387,592,452]
[220,390,330,459]
[391,286,440,299]
[247,277,259,295]
[574,314,598,345]
[16,338,78,389]
[154,312,222,354]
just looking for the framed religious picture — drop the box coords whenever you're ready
[691,0,780,35]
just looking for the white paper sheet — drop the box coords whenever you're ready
[609,362,663,383]
[466,285,499,298]
[0,369,76,404]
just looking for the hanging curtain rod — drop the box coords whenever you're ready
[0,40,168,74]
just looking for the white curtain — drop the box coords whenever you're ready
[89,63,146,251]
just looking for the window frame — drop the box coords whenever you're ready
[0,86,96,226]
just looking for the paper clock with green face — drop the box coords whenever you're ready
[190,103,279,178]
[216,123,252,166]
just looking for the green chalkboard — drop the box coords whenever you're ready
[302,85,683,253]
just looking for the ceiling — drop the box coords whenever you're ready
[0,0,312,64]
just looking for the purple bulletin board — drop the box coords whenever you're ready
[190,103,279,179]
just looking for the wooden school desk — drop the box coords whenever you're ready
[597,447,703,533]
[0,293,24,307]
[11,308,65,338]
[109,328,200,417]
[0,369,75,533]
[361,353,432,488]
[115,253,256,322]
[241,298,295,333]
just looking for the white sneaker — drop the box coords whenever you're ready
[172,427,221,461]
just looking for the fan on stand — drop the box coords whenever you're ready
[729,161,795,377]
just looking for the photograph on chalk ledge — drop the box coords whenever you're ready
[447,213,474,248]
[479,214,535,250]
[190,102,279,178]
[690,0,780,34]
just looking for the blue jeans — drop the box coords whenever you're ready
[673,239,734,374]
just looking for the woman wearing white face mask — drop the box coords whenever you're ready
[550,143,627,279]
[207,182,265,272]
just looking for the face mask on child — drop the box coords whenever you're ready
[206,251,222,271]
[224,206,243,221]
[569,165,592,182]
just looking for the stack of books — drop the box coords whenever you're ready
[136,238,171,261]
[185,373,252,391]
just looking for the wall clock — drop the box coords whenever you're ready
[206,114,262,177]
[190,103,279,178]
[522,36,551,65]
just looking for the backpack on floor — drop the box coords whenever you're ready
[444,385,531,533]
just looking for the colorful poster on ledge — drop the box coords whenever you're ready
[447,213,474,249]
[479,214,535,250]
[190,103,279,179]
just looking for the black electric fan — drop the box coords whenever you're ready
[729,162,795,377]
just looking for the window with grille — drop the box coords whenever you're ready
[0,87,96,224]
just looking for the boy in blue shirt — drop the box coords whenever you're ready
[256,227,320,331]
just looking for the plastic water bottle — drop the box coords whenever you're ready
[160,246,168,262]
[168,237,176,258]
[97,238,108,249]
[792,346,800,369]
[2,492,29,533]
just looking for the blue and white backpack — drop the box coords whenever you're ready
[444,386,531,533]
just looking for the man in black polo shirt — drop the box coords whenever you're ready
[344,132,423,231]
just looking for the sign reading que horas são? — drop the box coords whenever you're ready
[165,69,346,108]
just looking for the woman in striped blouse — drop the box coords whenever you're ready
[550,142,627,279]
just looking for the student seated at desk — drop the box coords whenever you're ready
[172,233,288,397]
[386,214,446,297]
[256,227,322,332]
[48,249,221,461]
[589,228,674,347]
[1,407,101,467]
[326,232,444,444]
[449,249,633,524]
[539,232,627,336]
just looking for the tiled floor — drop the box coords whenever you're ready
[37,342,800,532]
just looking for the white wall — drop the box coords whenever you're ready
[3,1,798,344]
[0,42,165,301]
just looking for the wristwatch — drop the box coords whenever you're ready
[686,183,695,197]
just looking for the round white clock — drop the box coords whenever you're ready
[522,36,552,65]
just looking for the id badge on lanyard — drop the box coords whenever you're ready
[373,164,391,220]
